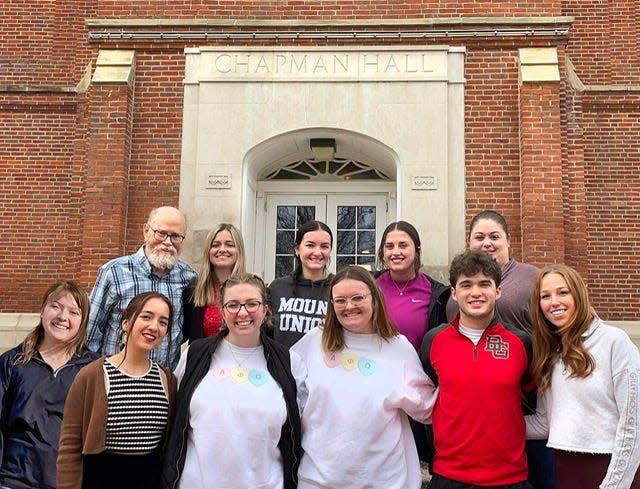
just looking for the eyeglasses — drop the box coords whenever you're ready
[223,300,263,314]
[149,226,185,244]
[331,293,370,308]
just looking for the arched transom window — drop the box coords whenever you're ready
[264,157,390,181]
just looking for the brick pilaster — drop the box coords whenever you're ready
[560,63,588,277]
[518,48,564,267]
[79,51,135,287]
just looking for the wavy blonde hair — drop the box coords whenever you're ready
[191,223,246,308]
[530,264,596,394]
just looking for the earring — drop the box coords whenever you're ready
[120,330,128,349]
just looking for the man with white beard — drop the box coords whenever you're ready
[87,206,196,368]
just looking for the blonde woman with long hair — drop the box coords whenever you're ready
[182,223,246,342]
[527,264,640,489]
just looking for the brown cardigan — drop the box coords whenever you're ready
[56,357,177,489]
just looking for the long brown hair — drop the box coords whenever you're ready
[375,220,422,275]
[322,265,397,352]
[118,292,174,364]
[15,280,90,365]
[530,264,596,394]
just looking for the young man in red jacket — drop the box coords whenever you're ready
[421,250,535,489]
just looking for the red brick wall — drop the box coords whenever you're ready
[125,50,186,249]
[560,79,588,279]
[519,79,564,266]
[463,47,525,259]
[562,1,640,84]
[87,1,560,19]
[580,92,640,319]
[0,91,85,310]
[0,1,95,84]
[79,81,134,285]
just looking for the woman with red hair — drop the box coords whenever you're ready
[527,264,640,489]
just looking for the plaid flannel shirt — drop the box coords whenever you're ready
[87,246,196,369]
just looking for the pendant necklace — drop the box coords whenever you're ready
[390,276,412,296]
[227,340,260,381]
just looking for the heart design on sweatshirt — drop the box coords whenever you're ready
[248,369,269,387]
[323,351,342,368]
[231,367,249,384]
[212,365,231,382]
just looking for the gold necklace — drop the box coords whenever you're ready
[390,277,411,296]
[226,340,261,382]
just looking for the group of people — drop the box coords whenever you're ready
[0,205,638,489]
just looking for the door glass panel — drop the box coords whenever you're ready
[335,205,377,272]
[275,230,295,254]
[337,206,356,229]
[297,206,316,223]
[274,205,316,279]
[358,206,376,228]
[357,231,376,254]
[336,230,355,254]
[277,206,296,229]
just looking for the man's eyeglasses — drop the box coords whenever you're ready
[223,301,263,314]
[149,226,185,244]
[331,293,370,308]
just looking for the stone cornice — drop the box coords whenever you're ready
[86,17,573,28]
[86,16,573,41]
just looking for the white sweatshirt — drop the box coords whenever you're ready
[292,327,437,489]
[174,340,306,489]
[526,319,640,489]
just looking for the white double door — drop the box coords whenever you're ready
[258,190,393,282]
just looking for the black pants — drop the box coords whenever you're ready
[410,417,431,462]
[525,439,554,489]
[428,473,533,489]
[82,451,162,489]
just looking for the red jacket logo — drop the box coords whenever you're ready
[485,335,510,359]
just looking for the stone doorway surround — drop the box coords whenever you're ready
[179,45,467,281]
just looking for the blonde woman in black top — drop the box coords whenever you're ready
[183,223,246,342]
